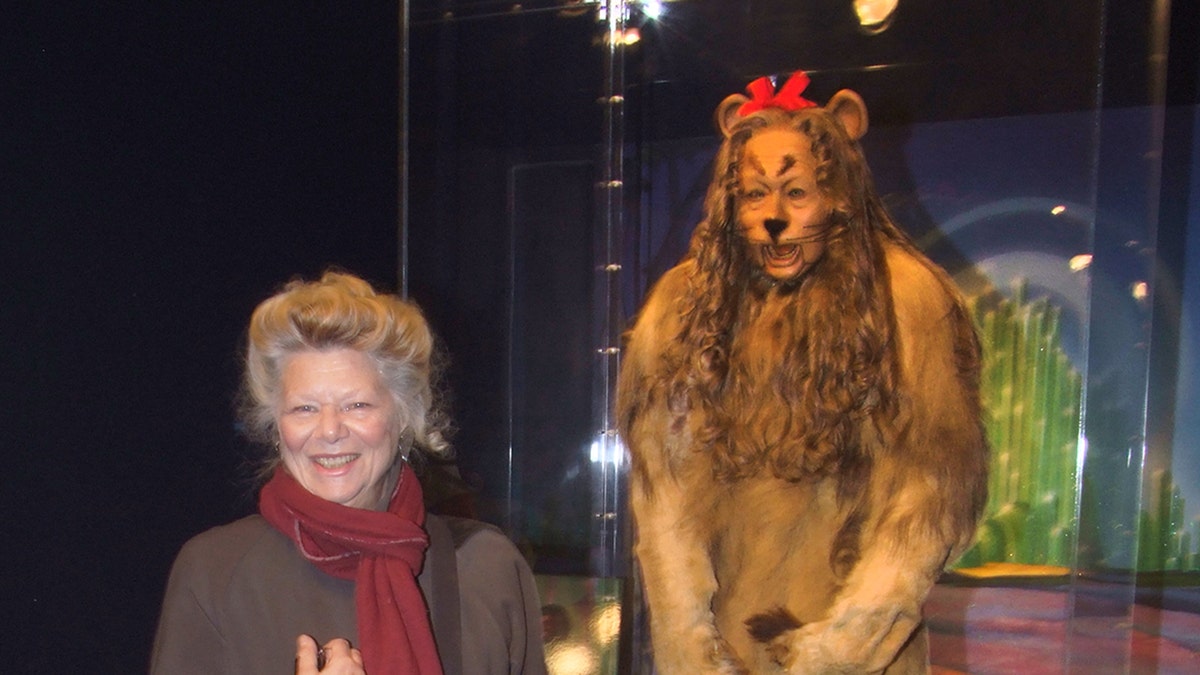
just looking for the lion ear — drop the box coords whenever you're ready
[826,89,868,140]
[715,94,748,138]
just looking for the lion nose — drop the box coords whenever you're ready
[764,218,787,240]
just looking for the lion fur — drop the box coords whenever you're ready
[617,90,988,674]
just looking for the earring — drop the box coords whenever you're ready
[398,427,415,461]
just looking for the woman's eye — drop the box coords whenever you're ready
[347,402,372,411]
[291,405,316,414]
[787,187,806,199]
[742,188,766,201]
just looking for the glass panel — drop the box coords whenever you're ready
[406,3,629,672]
[617,2,1107,668]
[404,1,1199,673]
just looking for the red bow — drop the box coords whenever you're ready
[737,71,819,116]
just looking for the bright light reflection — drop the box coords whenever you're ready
[1131,281,1149,301]
[855,0,899,27]
[1068,254,1092,272]
[604,28,641,46]
[546,642,598,675]
[589,602,622,646]
[1051,204,1067,216]
[589,436,625,467]
[640,0,664,20]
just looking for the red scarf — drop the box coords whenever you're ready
[259,463,444,675]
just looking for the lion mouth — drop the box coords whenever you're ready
[761,244,802,268]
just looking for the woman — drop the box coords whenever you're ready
[151,271,547,674]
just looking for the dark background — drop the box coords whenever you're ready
[3,0,1197,672]
[4,3,401,671]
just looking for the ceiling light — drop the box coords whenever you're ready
[855,0,899,33]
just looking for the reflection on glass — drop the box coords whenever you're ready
[854,0,899,30]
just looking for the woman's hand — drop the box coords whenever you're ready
[295,635,365,674]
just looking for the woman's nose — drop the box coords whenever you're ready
[318,408,347,441]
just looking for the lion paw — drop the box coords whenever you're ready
[699,635,749,675]
[772,603,921,675]
[651,626,748,675]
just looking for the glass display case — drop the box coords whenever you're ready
[403,1,1200,672]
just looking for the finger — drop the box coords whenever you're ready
[295,634,320,675]
[318,639,364,674]
[321,637,353,657]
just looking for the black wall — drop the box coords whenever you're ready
[3,4,400,671]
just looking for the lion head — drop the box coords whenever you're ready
[672,73,916,484]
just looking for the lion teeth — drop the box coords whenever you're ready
[763,244,800,264]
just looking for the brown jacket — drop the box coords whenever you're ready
[150,513,547,674]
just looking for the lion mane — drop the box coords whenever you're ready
[618,76,988,674]
[683,105,906,482]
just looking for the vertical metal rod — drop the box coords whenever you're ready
[592,0,628,580]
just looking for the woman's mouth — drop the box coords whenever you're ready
[313,454,358,469]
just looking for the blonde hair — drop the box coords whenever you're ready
[240,271,452,466]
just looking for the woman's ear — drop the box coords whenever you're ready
[826,89,868,140]
[715,94,748,138]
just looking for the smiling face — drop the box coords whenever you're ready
[277,348,403,510]
[736,126,834,282]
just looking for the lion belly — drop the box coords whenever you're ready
[706,476,843,668]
